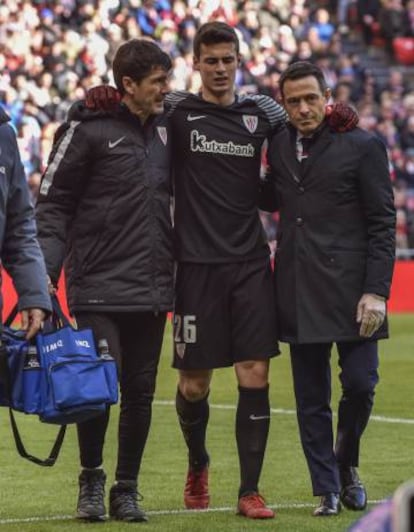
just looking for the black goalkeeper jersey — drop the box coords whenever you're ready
[166,91,287,263]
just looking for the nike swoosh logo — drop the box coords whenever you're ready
[187,114,206,122]
[108,136,125,149]
[249,414,270,421]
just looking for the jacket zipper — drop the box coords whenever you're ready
[144,132,160,316]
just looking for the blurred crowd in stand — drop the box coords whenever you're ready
[1,0,414,256]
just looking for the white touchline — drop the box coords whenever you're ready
[0,401,408,526]
[153,400,414,425]
[0,500,387,525]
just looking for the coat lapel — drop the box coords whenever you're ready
[274,122,335,186]
[305,125,333,172]
[285,122,334,183]
[279,127,301,185]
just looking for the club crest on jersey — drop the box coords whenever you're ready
[176,343,186,358]
[243,115,258,134]
[157,126,167,146]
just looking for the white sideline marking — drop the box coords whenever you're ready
[0,401,407,526]
[0,500,387,525]
[154,400,414,425]
[370,414,414,425]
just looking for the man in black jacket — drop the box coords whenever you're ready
[263,61,396,517]
[36,40,174,523]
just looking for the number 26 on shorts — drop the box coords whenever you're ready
[173,314,197,344]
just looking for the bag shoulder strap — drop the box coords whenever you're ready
[9,409,66,467]
[0,333,66,467]
[4,304,19,327]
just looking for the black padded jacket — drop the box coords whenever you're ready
[36,103,174,314]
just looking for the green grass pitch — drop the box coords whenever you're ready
[0,314,412,531]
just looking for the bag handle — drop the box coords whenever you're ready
[4,295,70,331]
[50,295,71,328]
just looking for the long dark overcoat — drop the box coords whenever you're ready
[266,123,396,344]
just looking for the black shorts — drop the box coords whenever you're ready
[172,257,279,370]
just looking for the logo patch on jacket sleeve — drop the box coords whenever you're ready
[157,126,168,146]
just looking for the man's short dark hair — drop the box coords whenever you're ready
[193,21,239,59]
[113,39,172,95]
[278,61,328,98]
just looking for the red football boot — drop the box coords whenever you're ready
[184,466,210,510]
[237,493,275,519]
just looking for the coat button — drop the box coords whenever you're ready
[296,217,304,226]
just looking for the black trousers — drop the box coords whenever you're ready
[75,311,167,482]
[290,340,379,495]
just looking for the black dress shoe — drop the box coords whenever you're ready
[340,466,367,511]
[313,493,341,516]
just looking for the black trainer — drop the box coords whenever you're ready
[109,481,148,522]
[76,469,106,521]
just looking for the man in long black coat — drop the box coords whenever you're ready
[262,61,396,517]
